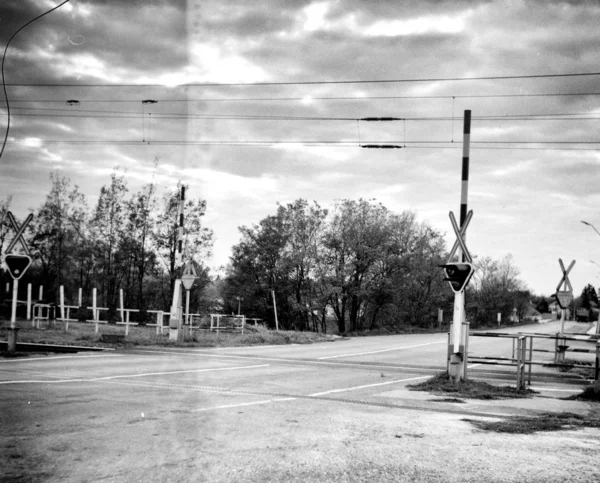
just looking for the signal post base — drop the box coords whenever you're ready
[448,352,463,383]
[7,327,19,354]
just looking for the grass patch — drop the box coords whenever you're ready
[0,351,32,358]
[543,358,594,373]
[0,319,339,350]
[464,411,600,434]
[564,380,600,402]
[428,397,466,403]
[407,372,537,399]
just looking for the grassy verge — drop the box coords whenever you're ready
[463,411,600,434]
[564,380,600,402]
[0,319,339,352]
[407,372,536,399]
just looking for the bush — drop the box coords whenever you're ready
[76,306,90,322]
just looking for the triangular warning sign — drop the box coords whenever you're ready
[4,254,32,280]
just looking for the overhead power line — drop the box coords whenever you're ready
[4,108,600,122]
[4,71,600,88]
[4,91,600,104]
[7,139,600,146]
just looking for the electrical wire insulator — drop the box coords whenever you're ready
[360,117,403,121]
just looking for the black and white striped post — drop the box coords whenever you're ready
[178,186,185,254]
[460,110,471,229]
[170,185,186,342]
[449,110,471,382]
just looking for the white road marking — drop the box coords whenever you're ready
[192,397,296,412]
[467,364,482,369]
[529,387,583,393]
[317,341,445,360]
[308,375,431,397]
[0,353,124,363]
[0,364,270,385]
[133,348,444,371]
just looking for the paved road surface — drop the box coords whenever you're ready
[1,320,598,482]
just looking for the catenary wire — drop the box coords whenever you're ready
[4,71,600,88]
[3,91,600,104]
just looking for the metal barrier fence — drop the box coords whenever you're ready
[451,331,600,389]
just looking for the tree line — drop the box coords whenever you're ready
[1,171,555,331]
[0,168,214,320]
[219,199,536,333]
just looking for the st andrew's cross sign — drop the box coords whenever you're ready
[554,258,575,309]
[3,212,33,280]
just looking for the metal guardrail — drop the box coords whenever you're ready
[456,331,600,389]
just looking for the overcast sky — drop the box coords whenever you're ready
[1,0,600,296]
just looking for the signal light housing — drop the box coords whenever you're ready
[440,262,474,293]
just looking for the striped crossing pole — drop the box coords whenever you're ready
[178,186,185,254]
[460,110,471,229]
[450,110,472,383]
[460,110,471,380]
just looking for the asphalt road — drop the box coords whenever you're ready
[1,320,598,482]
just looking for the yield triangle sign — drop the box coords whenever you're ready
[181,274,196,291]
[4,254,32,280]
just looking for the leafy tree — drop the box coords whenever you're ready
[0,196,13,305]
[580,284,598,309]
[29,173,87,302]
[123,182,158,315]
[387,221,448,328]
[532,294,549,314]
[223,199,328,330]
[469,254,527,326]
[90,169,128,310]
[322,199,392,333]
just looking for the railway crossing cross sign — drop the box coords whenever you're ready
[442,210,475,294]
[5,211,33,256]
[447,210,473,263]
[3,211,34,280]
[554,258,575,309]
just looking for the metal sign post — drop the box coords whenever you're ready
[180,260,197,334]
[3,212,34,353]
[444,210,475,383]
[554,258,575,336]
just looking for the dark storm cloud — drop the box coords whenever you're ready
[1,0,188,84]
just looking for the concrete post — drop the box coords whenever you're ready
[8,279,19,354]
[27,283,32,320]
